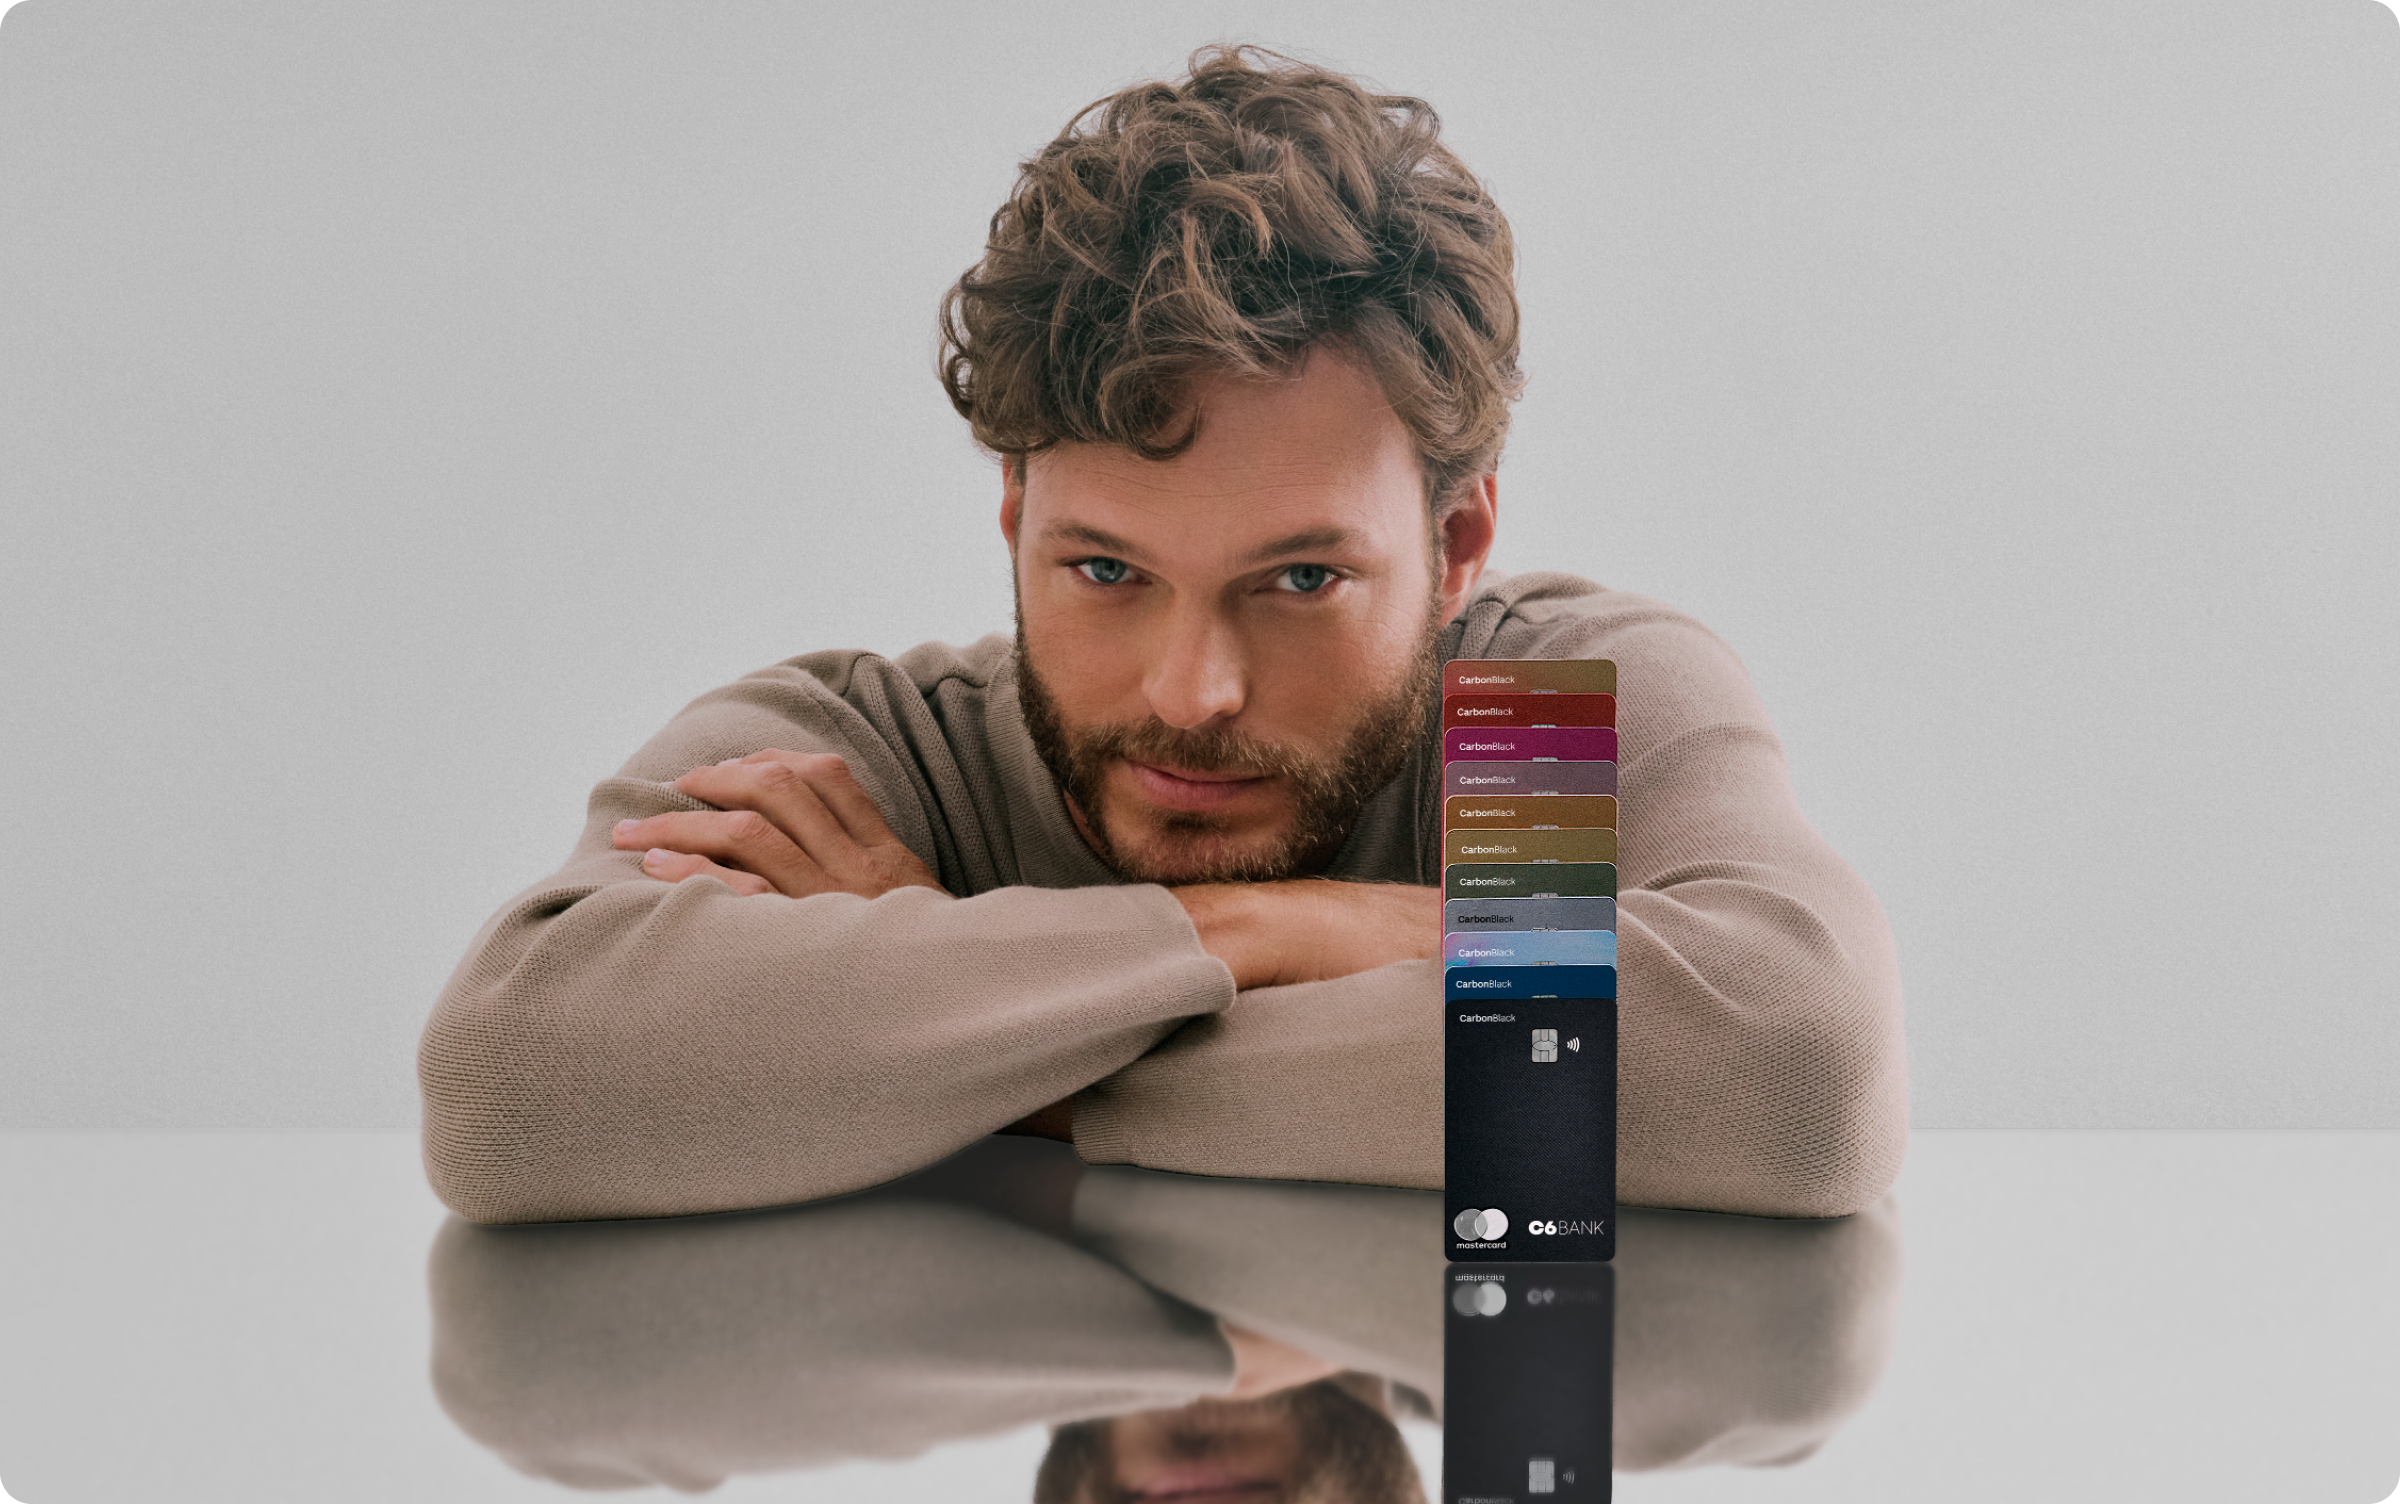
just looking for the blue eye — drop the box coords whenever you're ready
[1278,564,1334,593]
[1078,558,1132,585]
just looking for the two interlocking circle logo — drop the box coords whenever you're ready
[1452,1206,1509,1241]
[1452,1281,1509,1317]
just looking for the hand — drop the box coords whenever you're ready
[1171,880,1439,992]
[611,749,948,900]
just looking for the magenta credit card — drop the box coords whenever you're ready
[1444,726,1618,764]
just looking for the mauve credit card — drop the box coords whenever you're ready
[1444,760,1617,796]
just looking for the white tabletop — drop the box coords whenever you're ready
[1,1130,2392,1503]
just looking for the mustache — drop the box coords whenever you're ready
[1074,719,1316,782]
[1145,1390,1313,1451]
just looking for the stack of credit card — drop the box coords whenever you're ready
[1443,659,1618,1263]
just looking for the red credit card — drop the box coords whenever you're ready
[1443,693,1615,730]
[1444,726,1617,764]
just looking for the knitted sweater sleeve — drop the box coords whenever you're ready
[417,659,1235,1225]
[1071,578,1909,1218]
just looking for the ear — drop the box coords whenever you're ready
[998,454,1024,554]
[1434,474,1499,626]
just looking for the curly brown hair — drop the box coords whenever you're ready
[939,45,1523,512]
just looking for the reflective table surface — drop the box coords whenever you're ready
[1,1131,2393,1502]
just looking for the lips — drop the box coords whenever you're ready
[1124,759,1272,813]
[1129,1464,1281,1500]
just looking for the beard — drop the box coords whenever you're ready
[1014,602,1442,886]
[1033,1376,1429,1504]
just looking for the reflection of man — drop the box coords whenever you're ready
[1038,1375,1425,1504]
[419,46,1906,1225]
[426,1139,1902,1494]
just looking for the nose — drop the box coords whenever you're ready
[1142,599,1248,731]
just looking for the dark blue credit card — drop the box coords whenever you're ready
[1446,965,1616,1001]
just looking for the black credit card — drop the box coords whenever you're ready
[1445,998,1616,1263]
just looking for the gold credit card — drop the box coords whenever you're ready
[1444,794,1617,831]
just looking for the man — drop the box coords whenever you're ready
[418,46,1906,1225]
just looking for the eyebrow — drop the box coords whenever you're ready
[1039,521,1151,562]
[1037,520,1362,567]
[1237,526,1358,566]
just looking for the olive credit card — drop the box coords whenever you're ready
[1444,828,1618,866]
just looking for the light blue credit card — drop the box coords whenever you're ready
[1443,929,1619,967]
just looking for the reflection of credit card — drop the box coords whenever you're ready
[1444,659,1617,695]
[1446,863,1616,900]
[1445,930,1618,967]
[1445,828,1618,866]
[1444,760,1617,797]
[1443,1262,1613,1493]
[1444,794,1616,830]
[1443,693,1616,729]
[1443,896,1616,933]
[1445,726,1617,763]
[1446,965,1615,1000]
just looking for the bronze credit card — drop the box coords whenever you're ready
[1444,659,1617,695]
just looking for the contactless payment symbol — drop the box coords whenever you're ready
[1454,1206,1509,1241]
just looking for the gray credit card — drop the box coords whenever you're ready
[1443,896,1617,933]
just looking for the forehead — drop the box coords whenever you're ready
[1022,347,1425,556]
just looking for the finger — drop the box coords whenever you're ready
[672,759,859,865]
[690,751,900,848]
[612,811,827,896]
[634,847,773,897]
[782,755,897,847]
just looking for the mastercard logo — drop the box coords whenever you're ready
[1452,1207,1509,1241]
[1451,1281,1509,1317]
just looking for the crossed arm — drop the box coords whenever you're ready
[611,748,1441,1139]
[616,749,1441,991]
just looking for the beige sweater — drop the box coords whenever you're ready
[419,571,1906,1223]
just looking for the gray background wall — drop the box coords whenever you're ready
[2,0,2394,1131]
